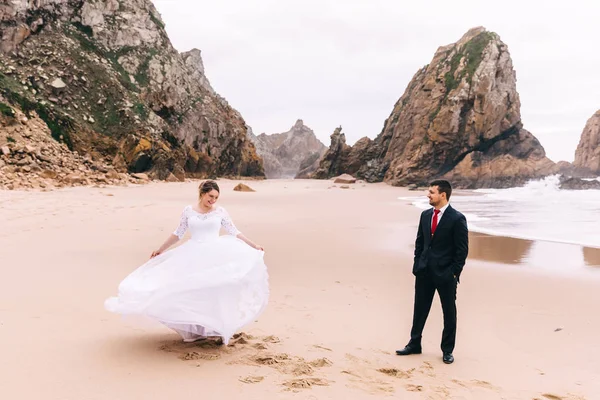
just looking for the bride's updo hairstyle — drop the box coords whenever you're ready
[199,180,220,198]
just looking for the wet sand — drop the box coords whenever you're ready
[469,232,600,271]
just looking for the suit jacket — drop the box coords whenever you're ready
[412,204,469,283]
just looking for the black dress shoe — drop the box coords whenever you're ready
[443,352,454,364]
[395,345,422,355]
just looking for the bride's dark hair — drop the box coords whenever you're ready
[199,180,220,197]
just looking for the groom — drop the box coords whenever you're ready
[396,180,468,364]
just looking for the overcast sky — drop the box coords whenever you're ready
[153,0,600,162]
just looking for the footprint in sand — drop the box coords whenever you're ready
[471,379,495,389]
[417,361,436,377]
[158,344,175,353]
[239,375,264,384]
[180,352,221,361]
[228,332,254,346]
[340,357,396,395]
[249,353,329,377]
[344,353,363,363]
[309,358,333,368]
[262,335,281,343]
[282,378,330,390]
[451,378,496,390]
[251,353,291,366]
[344,376,395,395]
[341,370,361,378]
[405,384,424,392]
[312,344,333,352]
[539,394,587,400]
[540,394,564,400]
[428,386,451,399]
[377,367,414,379]
[191,338,224,349]
[290,363,314,376]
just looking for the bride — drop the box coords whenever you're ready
[105,180,269,345]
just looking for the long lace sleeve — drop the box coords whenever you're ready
[220,207,241,236]
[173,206,190,239]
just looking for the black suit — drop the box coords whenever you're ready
[408,204,468,353]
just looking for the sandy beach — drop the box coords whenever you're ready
[0,178,598,400]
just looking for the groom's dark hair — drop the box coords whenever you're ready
[429,179,452,200]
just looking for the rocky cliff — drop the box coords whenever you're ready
[573,110,600,175]
[0,0,263,190]
[312,27,555,188]
[311,126,375,180]
[249,119,326,178]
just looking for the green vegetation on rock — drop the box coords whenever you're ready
[148,11,165,29]
[73,21,93,37]
[65,23,139,92]
[133,102,149,119]
[0,73,74,148]
[0,102,15,117]
[134,48,159,87]
[428,31,496,126]
[444,31,495,93]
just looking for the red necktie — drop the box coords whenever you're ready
[431,209,440,236]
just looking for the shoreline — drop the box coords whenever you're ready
[398,188,600,251]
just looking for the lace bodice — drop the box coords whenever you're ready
[173,205,241,241]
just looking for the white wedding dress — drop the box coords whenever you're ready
[104,205,269,345]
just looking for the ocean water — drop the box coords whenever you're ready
[399,175,600,250]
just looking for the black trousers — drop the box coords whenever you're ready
[408,271,457,353]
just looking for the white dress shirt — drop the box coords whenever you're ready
[432,203,450,228]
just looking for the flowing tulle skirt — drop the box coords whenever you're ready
[105,236,269,345]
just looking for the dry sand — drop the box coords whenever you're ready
[0,178,598,399]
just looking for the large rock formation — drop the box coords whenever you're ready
[312,27,555,188]
[558,175,600,190]
[0,0,263,189]
[249,119,326,178]
[294,150,324,179]
[573,110,600,175]
[552,160,595,179]
[311,127,377,180]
